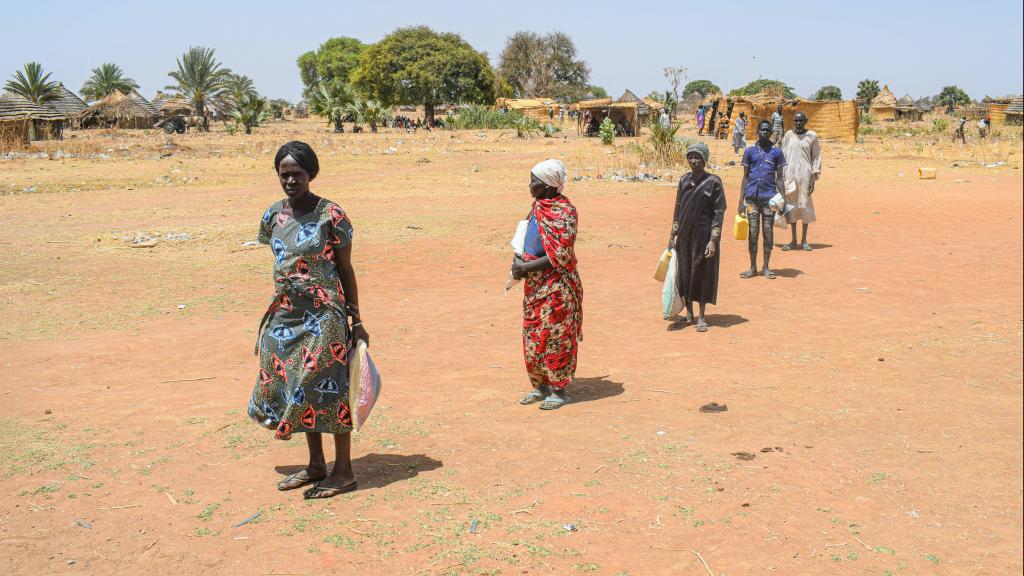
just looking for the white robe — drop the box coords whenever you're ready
[778,129,821,225]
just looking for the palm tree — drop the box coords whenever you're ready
[166,46,232,131]
[358,100,391,132]
[856,79,881,112]
[308,80,355,133]
[5,62,59,104]
[80,63,139,102]
[229,95,270,134]
[223,73,257,113]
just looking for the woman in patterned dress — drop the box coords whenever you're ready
[511,159,583,410]
[248,141,370,499]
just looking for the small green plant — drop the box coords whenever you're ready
[513,116,541,139]
[868,472,887,484]
[542,123,561,138]
[198,503,220,521]
[599,117,615,145]
[932,118,949,133]
[861,113,876,125]
[923,554,940,565]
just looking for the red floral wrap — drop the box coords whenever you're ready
[522,194,583,390]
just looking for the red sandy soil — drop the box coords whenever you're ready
[0,123,1021,575]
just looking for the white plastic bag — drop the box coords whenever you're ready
[506,219,530,293]
[347,339,381,431]
[661,249,684,320]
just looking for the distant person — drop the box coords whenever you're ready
[667,142,726,332]
[559,107,566,124]
[717,114,729,139]
[659,108,670,130]
[250,141,370,499]
[771,104,784,144]
[955,116,967,144]
[708,100,720,138]
[978,117,990,138]
[738,120,786,279]
[697,105,707,136]
[548,107,555,123]
[732,112,748,154]
[512,159,582,410]
[778,112,821,251]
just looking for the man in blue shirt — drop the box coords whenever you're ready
[738,120,786,279]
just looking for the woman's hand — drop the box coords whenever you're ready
[704,240,716,259]
[351,323,370,347]
[510,255,526,280]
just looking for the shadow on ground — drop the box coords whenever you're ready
[275,453,443,490]
[570,375,625,404]
[667,313,749,331]
[773,268,803,278]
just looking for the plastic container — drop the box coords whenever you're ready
[918,167,937,179]
[653,249,671,282]
[733,213,749,240]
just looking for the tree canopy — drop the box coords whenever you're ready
[166,46,232,130]
[80,63,139,102]
[813,85,843,101]
[683,80,721,99]
[497,31,589,101]
[585,85,608,99]
[297,37,367,96]
[856,79,880,111]
[937,85,971,107]
[729,79,796,99]
[352,26,495,123]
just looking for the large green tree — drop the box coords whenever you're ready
[5,62,59,104]
[730,79,796,99]
[297,36,367,96]
[937,85,971,109]
[166,46,232,130]
[813,85,843,101]
[585,85,608,99]
[856,79,880,111]
[497,31,589,100]
[352,26,495,124]
[79,63,139,101]
[224,73,258,112]
[682,79,721,99]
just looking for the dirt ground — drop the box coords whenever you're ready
[1,119,1021,575]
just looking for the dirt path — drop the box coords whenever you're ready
[0,126,1021,575]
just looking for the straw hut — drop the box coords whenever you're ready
[128,90,160,115]
[575,99,640,136]
[495,97,560,121]
[618,89,659,124]
[0,92,66,144]
[49,83,88,121]
[1004,96,1023,125]
[868,85,898,121]
[983,97,1012,125]
[711,94,860,143]
[896,93,924,121]
[78,90,158,129]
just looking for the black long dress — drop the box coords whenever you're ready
[671,172,726,305]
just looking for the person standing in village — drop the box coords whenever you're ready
[738,120,786,279]
[955,116,967,143]
[732,112,749,155]
[697,105,707,136]
[659,108,671,130]
[708,100,720,138]
[667,142,726,332]
[778,112,821,251]
[771,103,785,144]
[512,159,583,410]
[249,141,371,499]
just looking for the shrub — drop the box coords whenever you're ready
[861,113,875,125]
[599,117,615,145]
[447,105,523,130]
[932,118,949,133]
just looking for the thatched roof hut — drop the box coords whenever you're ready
[1003,96,1023,125]
[618,89,641,103]
[711,93,860,143]
[575,99,640,137]
[895,93,924,121]
[868,85,898,121]
[78,90,157,129]
[50,83,88,117]
[984,97,1012,125]
[0,92,66,144]
[128,90,160,115]
[495,97,559,121]
[159,97,193,117]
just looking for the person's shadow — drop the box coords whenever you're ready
[570,375,625,404]
[773,268,803,278]
[275,453,442,490]
[668,313,749,330]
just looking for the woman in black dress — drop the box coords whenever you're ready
[667,142,726,332]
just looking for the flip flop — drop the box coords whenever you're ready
[539,394,570,410]
[519,390,546,405]
[763,270,777,279]
[739,270,756,279]
[277,470,327,491]
[696,320,708,333]
[802,243,813,251]
[303,481,357,499]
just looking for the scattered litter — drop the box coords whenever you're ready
[984,162,1006,168]
[177,304,186,310]
[66,559,76,565]
[731,452,756,461]
[468,519,480,534]
[406,225,422,230]
[240,241,258,247]
[656,431,666,436]
[907,510,920,519]
[74,518,92,529]
[699,402,728,413]
[563,523,578,532]
[232,512,261,527]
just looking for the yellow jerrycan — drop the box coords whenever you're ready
[733,213,749,241]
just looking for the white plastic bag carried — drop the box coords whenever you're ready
[346,339,381,431]
[661,249,684,320]
[505,218,530,293]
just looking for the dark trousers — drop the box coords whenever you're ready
[745,197,775,253]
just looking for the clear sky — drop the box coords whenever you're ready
[3,0,1021,103]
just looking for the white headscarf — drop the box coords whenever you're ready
[530,159,567,193]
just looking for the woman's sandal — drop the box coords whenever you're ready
[539,394,570,410]
[802,243,813,251]
[519,390,546,405]
[303,481,357,500]
[277,470,327,491]
[781,243,797,251]
[696,320,709,333]
[763,270,777,279]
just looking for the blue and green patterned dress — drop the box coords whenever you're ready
[248,197,354,439]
